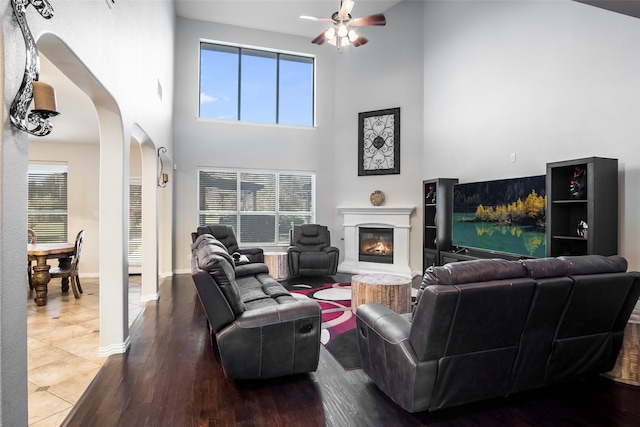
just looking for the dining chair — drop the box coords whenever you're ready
[50,230,84,299]
[28,228,36,290]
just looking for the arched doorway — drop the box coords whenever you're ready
[36,34,130,354]
[131,124,160,302]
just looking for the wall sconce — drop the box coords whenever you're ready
[10,0,59,137]
[157,147,169,188]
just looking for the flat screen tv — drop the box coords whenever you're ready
[452,175,547,258]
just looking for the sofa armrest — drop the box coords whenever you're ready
[356,303,412,344]
[217,299,322,379]
[233,299,320,329]
[238,247,264,263]
[323,246,339,255]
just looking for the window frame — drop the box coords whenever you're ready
[27,162,68,244]
[129,178,142,267]
[199,40,316,127]
[197,167,316,246]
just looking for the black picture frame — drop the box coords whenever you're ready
[358,107,400,176]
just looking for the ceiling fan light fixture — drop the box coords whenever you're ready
[337,24,348,38]
[325,27,336,39]
[301,0,385,51]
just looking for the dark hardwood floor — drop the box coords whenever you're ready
[63,273,640,427]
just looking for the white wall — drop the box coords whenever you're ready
[173,18,337,272]
[1,0,175,422]
[331,1,426,276]
[422,0,640,270]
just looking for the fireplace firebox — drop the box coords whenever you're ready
[359,227,394,264]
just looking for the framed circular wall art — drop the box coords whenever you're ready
[358,107,400,176]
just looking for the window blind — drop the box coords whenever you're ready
[28,164,68,244]
[129,183,142,264]
[198,169,315,245]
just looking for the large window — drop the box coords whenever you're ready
[28,164,68,243]
[199,42,314,126]
[198,169,315,245]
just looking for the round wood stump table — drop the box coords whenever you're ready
[264,252,289,280]
[603,306,640,386]
[351,274,412,314]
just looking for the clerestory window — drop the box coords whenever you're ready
[199,42,315,127]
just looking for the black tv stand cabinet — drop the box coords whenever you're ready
[441,247,532,264]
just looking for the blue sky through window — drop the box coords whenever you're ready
[200,43,314,126]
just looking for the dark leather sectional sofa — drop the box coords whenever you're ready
[356,255,640,412]
[190,233,321,379]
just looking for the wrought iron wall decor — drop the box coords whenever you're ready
[157,147,169,187]
[10,0,58,137]
[358,107,400,176]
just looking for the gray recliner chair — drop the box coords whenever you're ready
[193,224,264,263]
[288,224,339,277]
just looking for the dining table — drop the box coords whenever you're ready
[28,242,75,306]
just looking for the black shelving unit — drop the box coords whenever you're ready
[423,178,458,271]
[546,157,618,257]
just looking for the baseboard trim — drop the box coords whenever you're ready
[98,336,131,357]
[140,292,160,303]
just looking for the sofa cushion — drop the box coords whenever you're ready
[196,235,245,315]
[560,255,628,275]
[197,225,241,254]
[235,262,269,278]
[194,233,228,253]
[423,258,527,287]
[520,258,568,279]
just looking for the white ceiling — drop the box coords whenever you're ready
[174,0,403,38]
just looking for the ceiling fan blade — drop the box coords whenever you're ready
[338,0,355,18]
[299,15,332,23]
[352,13,386,26]
[353,36,368,47]
[311,32,326,45]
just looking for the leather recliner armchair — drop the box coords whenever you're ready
[193,224,264,263]
[288,224,339,277]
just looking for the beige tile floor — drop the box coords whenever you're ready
[27,275,144,426]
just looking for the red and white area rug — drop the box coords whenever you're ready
[290,282,360,370]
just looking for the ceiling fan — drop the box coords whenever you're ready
[300,0,386,50]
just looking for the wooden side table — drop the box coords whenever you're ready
[351,274,412,314]
[604,306,640,386]
[264,252,289,280]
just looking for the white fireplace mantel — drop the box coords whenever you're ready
[337,205,415,277]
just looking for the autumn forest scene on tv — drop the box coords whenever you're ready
[452,175,547,258]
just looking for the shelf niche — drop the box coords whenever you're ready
[546,157,618,257]
[423,178,458,271]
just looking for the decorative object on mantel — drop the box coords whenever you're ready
[358,107,400,176]
[569,165,586,199]
[10,0,59,137]
[369,190,385,206]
